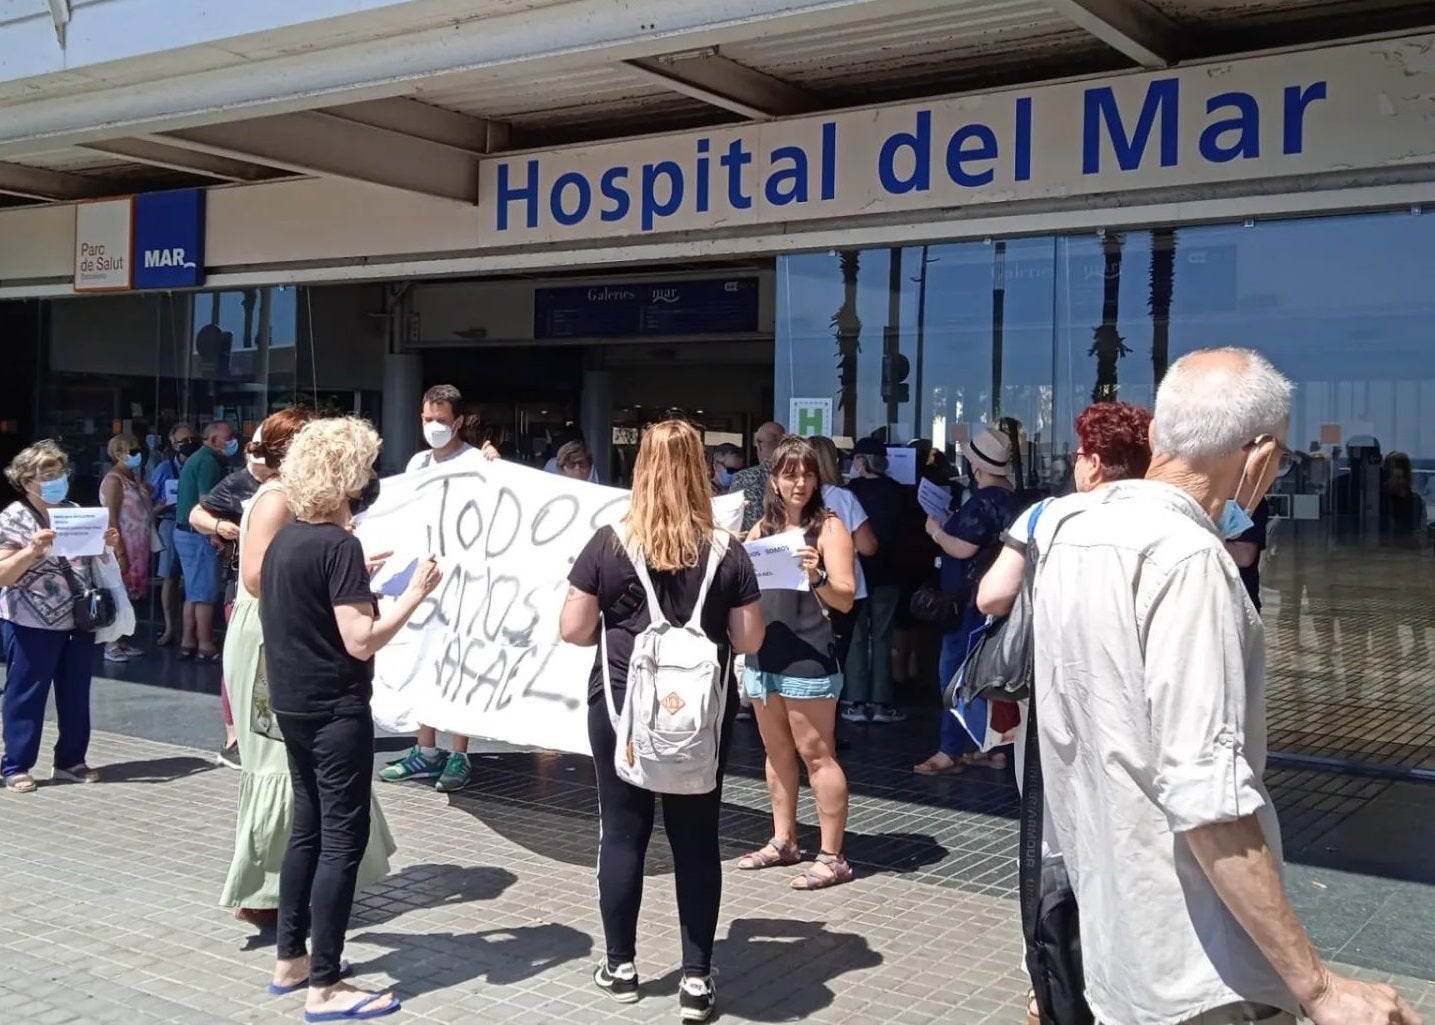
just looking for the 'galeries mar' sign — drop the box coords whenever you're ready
[479,34,1435,242]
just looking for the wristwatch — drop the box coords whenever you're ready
[813,567,829,589]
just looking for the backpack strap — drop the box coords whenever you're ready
[624,539,669,628]
[683,533,729,631]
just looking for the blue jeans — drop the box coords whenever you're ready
[2,621,95,777]
[844,585,899,706]
[937,629,975,758]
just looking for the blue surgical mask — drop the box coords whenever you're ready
[38,477,69,504]
[222,438,239,458]
[125,452,143,470]
[1217,499,1254,539]
[716,466,735,488]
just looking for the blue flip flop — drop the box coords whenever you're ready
[267,962,353,996]
[303,992,401,1022]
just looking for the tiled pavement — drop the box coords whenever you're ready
[2,707,1433,1025]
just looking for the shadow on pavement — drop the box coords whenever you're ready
[646,917,882,1020]
[101,754,218,783]
[442,773,949,881]
[351,863,520,928]
[351,922,593,998]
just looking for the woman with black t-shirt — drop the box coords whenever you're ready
[259,417,440,1022]
[739,435,858,890]
[561,419,764,1024]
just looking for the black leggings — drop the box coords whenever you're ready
[276,711,374,987]
[588,693,736,976]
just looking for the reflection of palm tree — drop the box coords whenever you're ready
[1149,227,1176,387]
[832,250,862,438]
[1090,232,1129,402]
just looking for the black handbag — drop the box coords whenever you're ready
[57,559,117,633]
[952,500,1053,705]
[909,540,1001,629]
[22,499,117,633]
[1021,645,1093,1025]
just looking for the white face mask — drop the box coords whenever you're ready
[423,421,454,449]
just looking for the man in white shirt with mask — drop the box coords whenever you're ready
[403,383,489,475]
[383,383,488,793]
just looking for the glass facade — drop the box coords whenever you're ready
[40,286,385,507]
[777,210,1435,773]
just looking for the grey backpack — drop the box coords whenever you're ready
[602,534,730,795]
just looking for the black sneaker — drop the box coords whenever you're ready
[217,743,241,770]
[593,962,638,1003]
[679,976,715,1022]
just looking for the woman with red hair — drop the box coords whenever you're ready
[975,400,1151,1025]
[219,408,396,934]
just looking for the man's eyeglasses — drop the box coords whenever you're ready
[1248,434,1295,477]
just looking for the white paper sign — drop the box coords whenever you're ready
[886,446,917,485]
[742,529,809,592]
[356,458,746,755]
[163,479,179,505]
[49,507,110,558]
[917,478,953,521]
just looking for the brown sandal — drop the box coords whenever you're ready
[913,754,964,775]
[790,853,854,890]
[737,838,800,870]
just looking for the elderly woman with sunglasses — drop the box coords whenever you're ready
[1,440,120,793]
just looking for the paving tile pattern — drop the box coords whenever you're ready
[1,728,1432,1025]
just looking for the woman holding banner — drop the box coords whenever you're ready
[219,408,396,935]
[561,419,765,1023]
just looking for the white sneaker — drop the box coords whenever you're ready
[103,646,129,663]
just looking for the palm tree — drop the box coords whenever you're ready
[1090,232,1129,403]
[1149,227,1177,388]
[833,250,862,438]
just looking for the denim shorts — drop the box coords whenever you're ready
[155,518,180,579]
[174,527,221,603]
[742,665,844,704]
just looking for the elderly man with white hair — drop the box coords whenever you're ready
[1030,349,1418,1025]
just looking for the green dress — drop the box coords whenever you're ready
[219,481,396,909]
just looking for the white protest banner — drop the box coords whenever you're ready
[886,446,917,485]
[917,478,953,522]
[355,459,745,756]
[713,490,743,534]
[742,529,808,592]
[48,507,109,557]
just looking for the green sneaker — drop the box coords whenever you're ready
[379,746,446,783]
[435,751,472,793]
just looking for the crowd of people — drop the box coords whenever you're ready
[0,351,1422,1025]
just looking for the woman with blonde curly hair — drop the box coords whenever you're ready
[561,419,764,1021]
[219,409,399,937]
[260,417,439,1020]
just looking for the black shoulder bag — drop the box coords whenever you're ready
[21,499,117,633]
